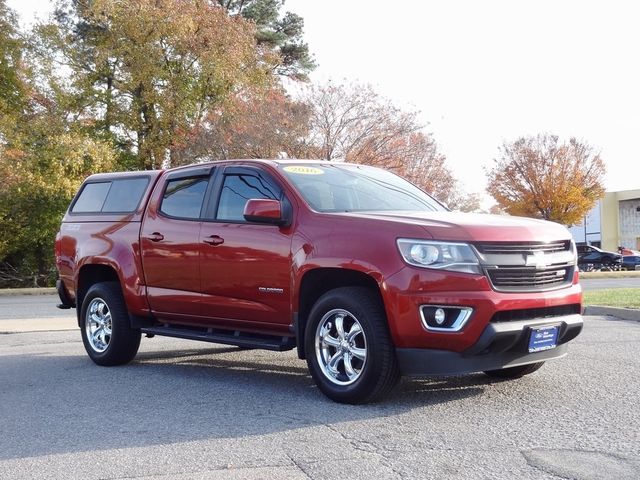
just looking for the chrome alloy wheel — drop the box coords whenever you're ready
[85,297,112,353]
[315,308,367,386]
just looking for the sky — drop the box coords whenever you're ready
[8,0,640,198]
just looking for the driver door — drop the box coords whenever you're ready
[199,166,294,329]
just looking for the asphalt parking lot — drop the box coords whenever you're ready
[0,295,639,479]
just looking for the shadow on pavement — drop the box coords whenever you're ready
[0,342,489,460]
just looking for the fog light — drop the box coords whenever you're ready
[420,305,474,332]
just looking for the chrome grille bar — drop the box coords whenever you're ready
[474,240,575,292]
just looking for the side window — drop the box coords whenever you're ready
[71,177,149,214]
[216,174,280,222]
[160,177,208,220]
[102,178,149,212]
[72,182,111,213]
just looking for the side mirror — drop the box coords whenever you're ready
[243,199,290,226]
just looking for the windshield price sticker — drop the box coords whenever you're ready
[283,166,324,175]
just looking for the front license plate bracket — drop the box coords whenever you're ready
[528,325,559,353]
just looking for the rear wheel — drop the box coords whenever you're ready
[483,361,544,379]
[80,282,141,366]
[305,287,399,404]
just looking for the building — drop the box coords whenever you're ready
[568,201,601,247]
[569,189,640,252]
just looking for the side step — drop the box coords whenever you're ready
[141,325,296,352]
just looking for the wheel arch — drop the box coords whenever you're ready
[295,267,383,359]
[75,263,121,327]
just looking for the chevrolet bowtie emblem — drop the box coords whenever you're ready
[525,250,548,269]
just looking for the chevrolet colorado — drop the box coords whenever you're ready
[55,160,583,403]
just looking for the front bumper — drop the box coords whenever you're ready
[396,313,583,376]
[383,267,583,351]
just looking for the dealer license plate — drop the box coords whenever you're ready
[528,325,559,353]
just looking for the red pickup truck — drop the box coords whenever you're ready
[55,160,583,403]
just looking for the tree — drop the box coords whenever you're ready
[217,0,315,80]
[305,82,421,163]
[0,1,119,286]
[34,0,276,170]
[0,130,117,286]
[303,82,479,211]
[174,86,313,162]
[486,134,606,225]
[0,0,25,126]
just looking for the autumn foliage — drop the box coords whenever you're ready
[0,0,291,285]
[486,134,606,226]
[304,82,479,210]
[174,87,313,163]
[1,0,604,286]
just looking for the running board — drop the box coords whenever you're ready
[141,325,296,352]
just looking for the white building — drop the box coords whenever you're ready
[568,189,640,251]
[568,201,601,247]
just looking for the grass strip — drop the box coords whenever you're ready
[584,288,640,309]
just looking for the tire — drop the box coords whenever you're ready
[483,361,545,379]
[80,281,141,366]
[305,287,400,404]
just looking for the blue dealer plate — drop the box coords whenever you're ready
[528,325,559,353]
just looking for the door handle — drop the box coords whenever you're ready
[147,232,164,242]
[203,235,224,246]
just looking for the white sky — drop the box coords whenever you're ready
[9,0,640,198]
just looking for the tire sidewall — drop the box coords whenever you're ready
[305,289,389,402]
[80,282,139,365]
[80,285,112,363]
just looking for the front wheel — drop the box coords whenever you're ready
[483,361,545,379]
[80,282,141,366]
[305,287,399,404]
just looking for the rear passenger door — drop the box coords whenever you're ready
[140,167,213,321]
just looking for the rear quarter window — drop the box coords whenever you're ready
[71,177,150,214]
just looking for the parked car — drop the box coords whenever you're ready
[577,245,622,266]
[55,160,583,404]
[621,255,640,271]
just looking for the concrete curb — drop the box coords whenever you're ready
[584,306,640,322]
[579,270,640,279]
[0,287,56,297]
[0,317,77,334]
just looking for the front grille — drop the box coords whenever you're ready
[491,304,581,322]
[475,240,575,292]
[487,266,572,291]
[475,241,570,255]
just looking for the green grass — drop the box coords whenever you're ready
[584,288,640,309]
[579,270,640,279]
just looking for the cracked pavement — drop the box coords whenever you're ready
[0,296,638,479]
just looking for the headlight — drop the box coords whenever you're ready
[396,239,482,274]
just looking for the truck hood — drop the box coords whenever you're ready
[336,211,571,243]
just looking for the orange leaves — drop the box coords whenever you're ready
[171,86,312,163]
[486,134,606,225]
[303,82,477,210]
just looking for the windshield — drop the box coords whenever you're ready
[280,164,445,213]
